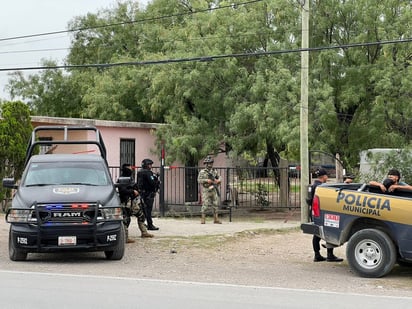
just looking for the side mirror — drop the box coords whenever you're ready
[2,178,18,189]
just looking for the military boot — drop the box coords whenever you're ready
[201,213,206,224]
[138,222,154,238]
[125,226,135,243]
[213,213,222,224]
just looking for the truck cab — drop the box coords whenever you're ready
[3,126,125,261]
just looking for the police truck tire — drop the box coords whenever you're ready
[9,228,28,261]
[346,228,396,278]
[104,224,125,260]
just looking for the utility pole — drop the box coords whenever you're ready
[300,0,310,223]
[159,141,165,216]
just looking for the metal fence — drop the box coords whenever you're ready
[109,166,302,216]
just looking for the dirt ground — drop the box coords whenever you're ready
[1,209,412,297]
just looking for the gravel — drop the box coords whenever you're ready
[1,212,411,297]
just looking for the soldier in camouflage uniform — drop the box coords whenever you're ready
[197,156,222,224]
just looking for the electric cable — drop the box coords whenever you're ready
[0,37,411,72]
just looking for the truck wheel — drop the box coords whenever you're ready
[346,229,396,278]
[104,224,125,260]
[9,229,28,261]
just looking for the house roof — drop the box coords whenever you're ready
[30,116,161,129]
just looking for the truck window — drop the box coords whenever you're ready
[23,162,109,186]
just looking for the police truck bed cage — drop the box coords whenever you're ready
[24,125,107,166]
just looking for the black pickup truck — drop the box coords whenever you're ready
[3,126,125,261]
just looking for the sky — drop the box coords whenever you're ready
[0,0,148,100]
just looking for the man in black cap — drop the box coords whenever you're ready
[309,168,343,262]
[369,168,412,192]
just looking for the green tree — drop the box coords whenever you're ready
[310,0,412,168]
[7,60,84,117]
[360,148,412,184]
[5,0,412,171]
[0,101,32,201]
[142,0,302,166]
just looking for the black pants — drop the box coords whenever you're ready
[313,235,334,257]
[142,193,155,227]
[312,235,321,253]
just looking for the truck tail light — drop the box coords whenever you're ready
[312,195,320,218]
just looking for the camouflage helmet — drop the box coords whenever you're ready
[203,155,214,164]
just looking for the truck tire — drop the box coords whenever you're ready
[346,228,396,278]
[104,224,125,260]
[9,228,28,261]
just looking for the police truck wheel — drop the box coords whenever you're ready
[9,228,28,261]
[346,228,396,278]
[104,224,125,260]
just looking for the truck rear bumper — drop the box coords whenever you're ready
[300,222,320,236]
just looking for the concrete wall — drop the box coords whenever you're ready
[31,116,161,168]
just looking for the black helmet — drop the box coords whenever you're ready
[141,158,154,168]
[383,178,395,189]
[203,155,214,164]
[121,164,133,177]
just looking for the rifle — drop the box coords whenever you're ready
[207,171,220,197]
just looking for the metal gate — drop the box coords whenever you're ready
[109,166,301,216]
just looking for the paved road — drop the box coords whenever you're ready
[1,270,411,309]
[2,213,412,300]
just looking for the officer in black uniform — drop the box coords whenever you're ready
[137,158,160,231]
[309,168,343,262]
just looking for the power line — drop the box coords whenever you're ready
[0,37,411,72]
[0,0,263,43]
[0,30,272,57]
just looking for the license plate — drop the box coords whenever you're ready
[58,236,77,246]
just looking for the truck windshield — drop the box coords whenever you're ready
[23,162,110,186]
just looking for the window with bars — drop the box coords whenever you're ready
[120,139,135,168]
